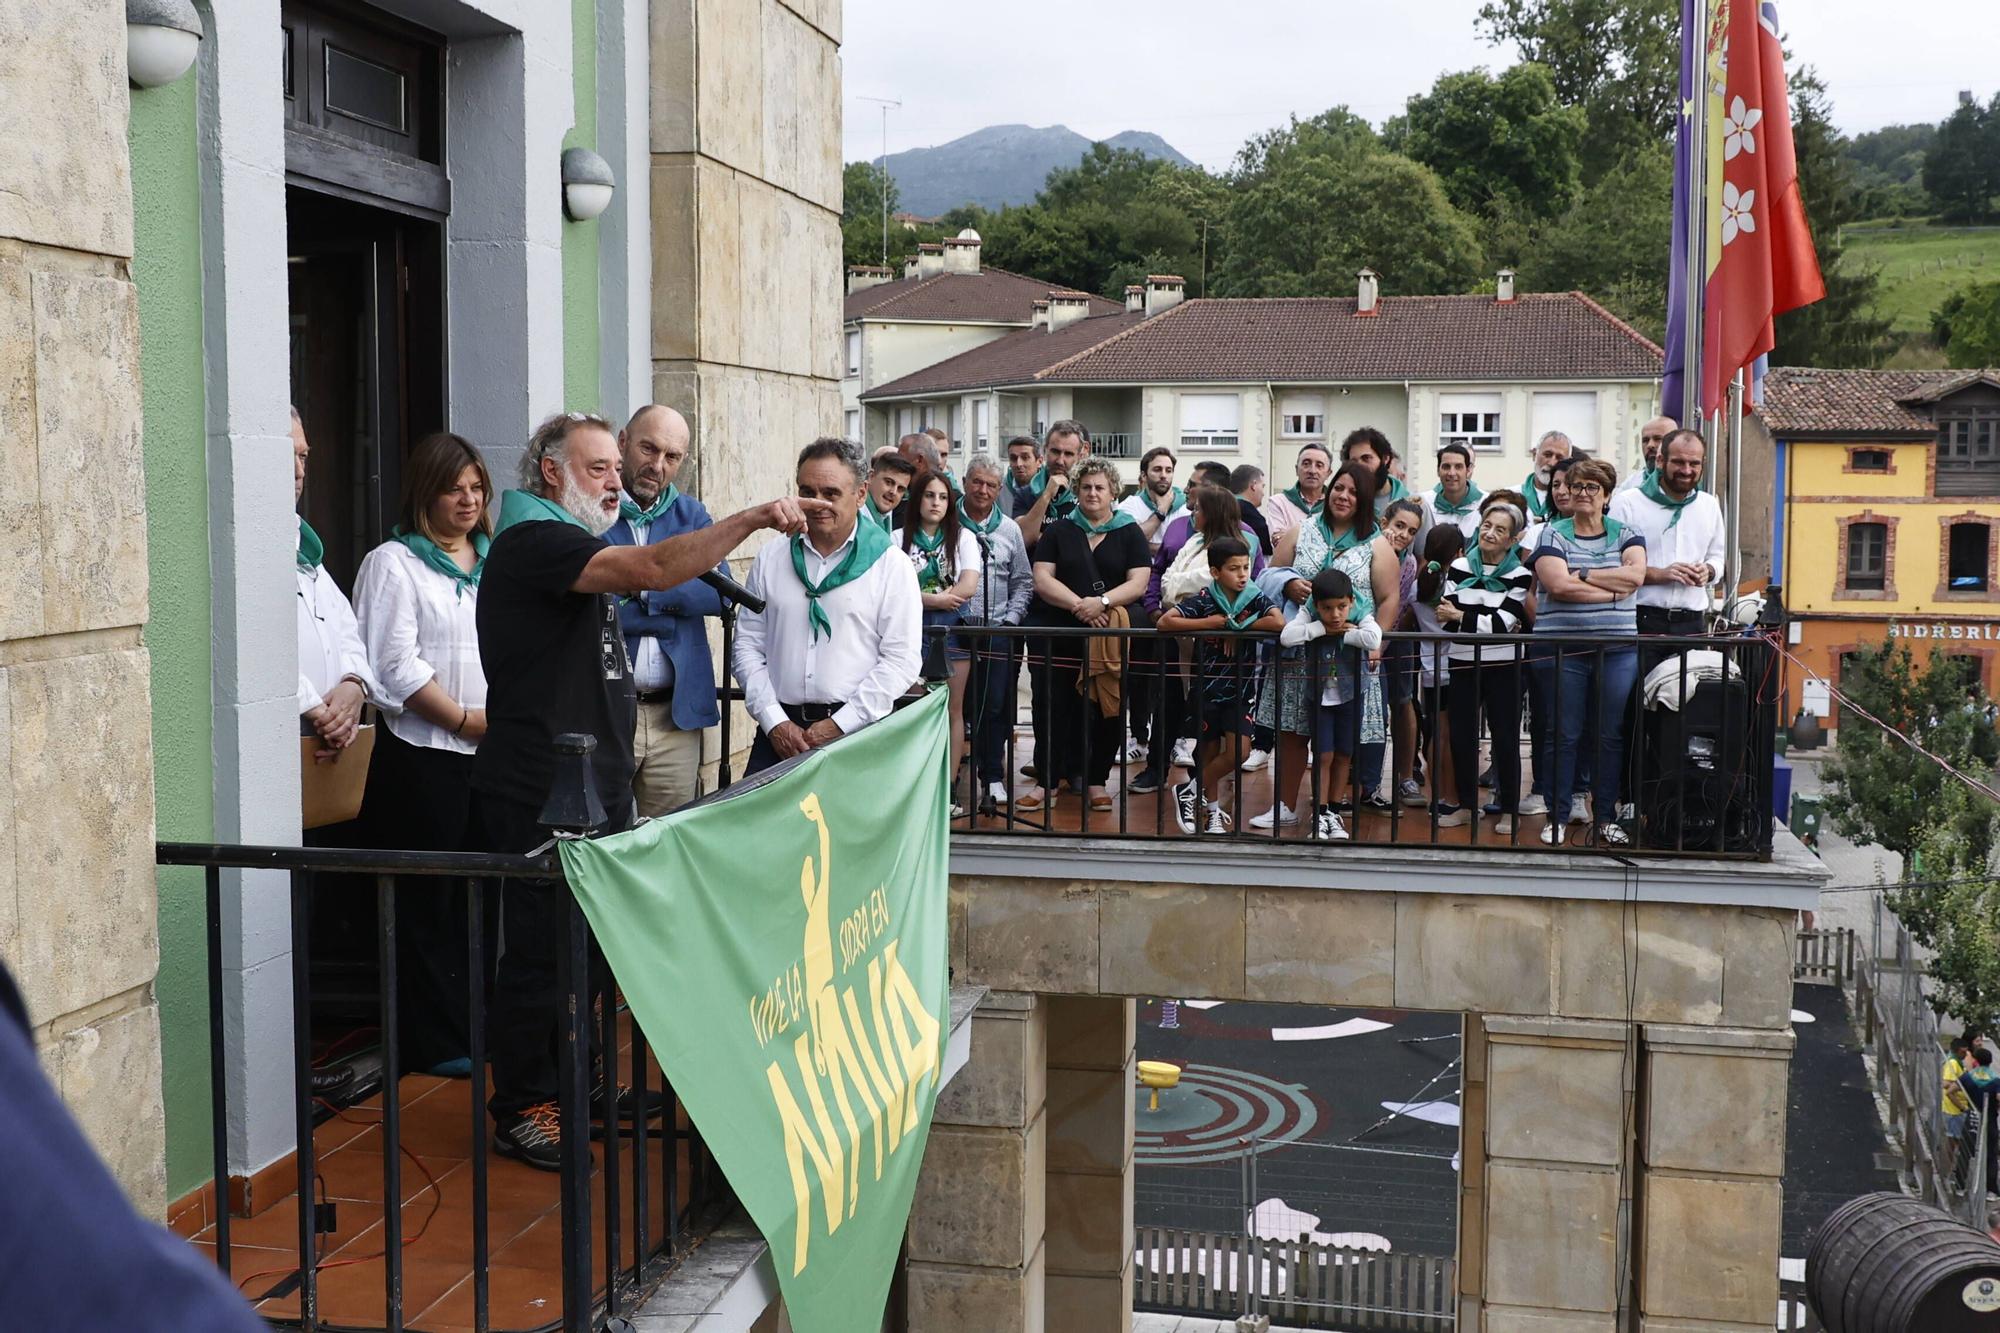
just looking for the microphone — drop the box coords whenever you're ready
[699,568,765,614]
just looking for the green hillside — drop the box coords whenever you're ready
[1842,223,2000,334]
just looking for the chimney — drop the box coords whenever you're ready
[1356,268,1380,316]
[942,229,982,275]
[903,253,921,280]
[1030,298,1050,331]
[1496,269,1517,303]
[916,242,945,279]
[846,264,894,295]
[1124,284,1145,314]
[1144,274,1185,317]
[1048,290,1092,332]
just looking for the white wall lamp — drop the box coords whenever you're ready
[560,147,615,222]
[127,0,203,89]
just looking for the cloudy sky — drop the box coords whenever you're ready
[840,0,1998,172]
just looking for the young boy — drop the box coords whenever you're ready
[1158,538,1284,833]
[1278,567,1382,841]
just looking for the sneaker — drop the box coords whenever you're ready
[1569,798,1592,825]
[950,802,967,819]
[1239,747,1271,772]
[1540,823,1568,846]
[1491,815,1517,836]
[1595,822,1632,848]
[1314,806,1350,841]
[494,1102,564,1172]
[1122,738,1149,764]
[1248,802,1300,829]
[1517,794,1548,816]
[1433,804,1470,828]
[985,781,1010,807]
[1478,765,1495,788]
[590,1081,668,1122]
[1172,780,1198,834]
[427,1056,474,1079]
[1361,791,1394,812]
[1399,779,1426,807]
[1172,738,1196,769]
[1127,765,1166,795]
[1481,800,1503,816]
[1203,803,1233,834]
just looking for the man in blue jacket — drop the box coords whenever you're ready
[607,404,728,816]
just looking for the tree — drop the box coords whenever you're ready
[1890,787,2000,1026]
[1823,643,2000,866]
[1771,71,1893,369]
[1513,144,1674,340]
[840,162,948,268]
[1923,96,1998,222]
[1384,64,1586,219]
[1932,282,2000,368]
[1475,0,1679,178]
[1214,145,1485,298]
[1230,107,1380,187]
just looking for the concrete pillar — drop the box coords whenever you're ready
[1457,1017,1488,1327]
[906,992,1048,1331]
[1043,996,1136,1333]
[1480,1016,1632,1333]
[1635,1024,1792,1333]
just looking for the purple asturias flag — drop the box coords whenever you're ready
[1661,0,1702,422]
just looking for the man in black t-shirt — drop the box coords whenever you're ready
[475,411,814,1169]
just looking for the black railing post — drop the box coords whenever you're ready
[290,870,320,1330]
[378,873,404,1331]
[717,607,736,791]
[538,732,605,1333]
[204,865,231,1277]
[467,878,490,1333]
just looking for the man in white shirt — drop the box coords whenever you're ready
[292,408,380,762]
[1115,447,1187,557]
[1608,427,1724,643]
[1419,442,1484,546]
[733,438,924,775]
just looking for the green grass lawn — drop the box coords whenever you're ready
[1842,222,2000,334]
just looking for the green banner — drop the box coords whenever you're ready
[558,689,952,1333]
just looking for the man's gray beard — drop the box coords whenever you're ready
[560,474,618,536]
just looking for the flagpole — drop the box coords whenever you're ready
[1681,0,1710,433]
[1722,368,1745,614]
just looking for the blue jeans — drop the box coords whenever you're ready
[1534,644,1638,824]
[965,637,1021,785]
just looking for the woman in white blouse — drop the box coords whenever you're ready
[353,431,494,1078]
[892,469,981,816]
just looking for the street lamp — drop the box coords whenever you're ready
[560,147,615,222]
[127,0,203,89]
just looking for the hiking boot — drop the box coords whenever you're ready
[590,1080,668,1122]
[494,1102,565,1172]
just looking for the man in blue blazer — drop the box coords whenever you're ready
[607,404,728,816]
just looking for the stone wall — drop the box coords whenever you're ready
[0,0,166,1213]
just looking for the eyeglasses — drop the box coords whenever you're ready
[1568,483,1604,496]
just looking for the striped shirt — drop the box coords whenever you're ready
[1530,519,1645,638]
[1443,554,1534,663]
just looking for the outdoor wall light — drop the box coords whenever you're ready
[561,147,616,222]
[127,0,203,89]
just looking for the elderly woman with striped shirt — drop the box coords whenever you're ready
[1437,501,1533,834]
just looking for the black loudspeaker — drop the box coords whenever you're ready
[1639,675,1760,852]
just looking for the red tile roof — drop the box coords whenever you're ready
[862,311,1150,399]
[863,292,1661,398]
[1753,367,2000,436]
[844,267,1122,325]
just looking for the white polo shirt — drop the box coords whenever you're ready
[1608,485,1725,612]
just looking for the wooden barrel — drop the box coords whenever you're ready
[1806,1192,2000,1332]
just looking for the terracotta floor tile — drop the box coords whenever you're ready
[196,1195,385,1255]
[393,1199,549,1268]
[318,1148,465,1205]
[190,1239,301,1288]
[411,1263,566,1333]
[255,1254,468,1327]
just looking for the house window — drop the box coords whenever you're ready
[844,409,860,441]
[973,400,991,451]
[844,330,860,378]
[1178,393,1242,452]
[1528,390,1597,457]
[1848,447,1892,473]
[1440,392,1504,453]
[1948,521,1991,592]
[1033,395,1052,439]
[1845,522,1888,591]
[896,407,916,437]
[1279,393,1326,439]
[1936,410,2000,497]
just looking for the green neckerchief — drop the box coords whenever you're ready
[619,484,680,528]
[1637,471,1697,528]
[1376,475,1409,511]
[861,495,896,532]
[1075,509,1137,536]
[1432,481,1485,518]
[1457,542,1524,594]
[495,487,588,535]
[1022,464,1051,497]
[1550,515,1627,549]
[1314,511,1370,558]
[1145,486,1187,520]
[393,525,489,597]
[907,525,949,592]
[1522,474,1552,521]
[297,517,324,574]
[1047,485,1080,523]
[958,498,1003,536]
[791,520,893,641]
[1213,579,1265,630]
[1281,484,1326,517]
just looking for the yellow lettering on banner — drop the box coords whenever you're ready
[767,1031,846,1276]
[866,955,913,1137]
[881,939,942,1131]
[813,981,884,1213]
[841,986,905,1164]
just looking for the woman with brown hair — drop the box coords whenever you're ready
[353,431,495,1076]
[893,469,981,813]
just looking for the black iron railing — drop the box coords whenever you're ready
[945,623,1779,859]
[162,791,724,1331]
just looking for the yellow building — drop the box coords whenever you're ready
[1756,368,2000,723]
